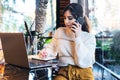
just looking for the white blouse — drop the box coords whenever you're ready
[40,27,96,68]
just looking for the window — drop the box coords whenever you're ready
[0,0,56,34]
[89,0,120,77]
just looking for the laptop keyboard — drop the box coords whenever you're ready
[29,59,52,68]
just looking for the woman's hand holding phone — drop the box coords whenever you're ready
[71,21,82,38]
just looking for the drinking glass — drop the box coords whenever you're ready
[0,59,5,77]
[0,38,7,80]
[26,36,38,55]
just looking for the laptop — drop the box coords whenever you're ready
[0,33,52,69]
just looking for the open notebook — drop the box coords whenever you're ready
[28,55,56,61]
[0,33,55,69]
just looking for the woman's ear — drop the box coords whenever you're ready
[84,15,92,33]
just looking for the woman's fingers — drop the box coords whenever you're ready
[38,49,47,58]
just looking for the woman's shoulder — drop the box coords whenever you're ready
[56,27,66,32]
[53,27,66,36]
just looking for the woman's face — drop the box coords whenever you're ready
[64,10,76,28]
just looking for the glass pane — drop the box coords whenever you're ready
[0,0,35,32]
[88,0,120,78]
[0,0,56,33]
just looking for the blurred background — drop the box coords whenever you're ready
[1,0,120,79]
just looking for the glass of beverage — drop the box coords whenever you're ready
[0,59,5,77]
[0,60,6,80]
[0,39,7,79]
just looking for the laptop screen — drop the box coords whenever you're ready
[0,33,52,69]
[0,33,29,68]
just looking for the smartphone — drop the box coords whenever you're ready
[76,17,85,25]
[71,17,85,33]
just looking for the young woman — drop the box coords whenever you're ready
[38,3,96,80]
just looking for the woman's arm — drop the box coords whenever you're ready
[73,34,96,68]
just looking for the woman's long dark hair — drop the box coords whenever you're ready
[63,3,89,32]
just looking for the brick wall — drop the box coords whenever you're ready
[56,0,70,28]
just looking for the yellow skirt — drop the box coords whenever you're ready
[54,65,94,80]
